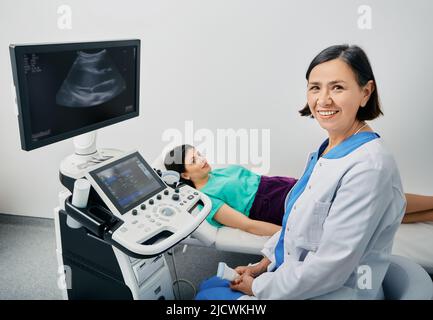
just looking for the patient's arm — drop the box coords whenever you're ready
[213,204,281,236]
[402,210,433,223]
[402,193,433,223]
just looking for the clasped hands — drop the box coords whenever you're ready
[229,257,271,296]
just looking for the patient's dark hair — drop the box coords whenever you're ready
[164,144,195,188]
[299,44,383,121]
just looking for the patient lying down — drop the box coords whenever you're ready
[165,144,433,236]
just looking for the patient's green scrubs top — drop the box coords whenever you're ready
[199,165,261,227]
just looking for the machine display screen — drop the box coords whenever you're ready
[9,40,140,151]
[90,152,165,214]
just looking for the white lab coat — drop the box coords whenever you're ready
[251,138,406,300]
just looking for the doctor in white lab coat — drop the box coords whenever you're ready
[196,44,406,300]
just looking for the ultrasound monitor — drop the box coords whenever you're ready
[9,39,140,151]
[89,152,166,215]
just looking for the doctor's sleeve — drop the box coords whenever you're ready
[252,162,399,299]
[260,229,281,267]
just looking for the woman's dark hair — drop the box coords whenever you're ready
[299,44,383,121]
[164,144,195,188]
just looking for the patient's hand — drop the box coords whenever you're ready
[230,274,254,296]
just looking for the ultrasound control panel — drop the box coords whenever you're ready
[85,151,211,256]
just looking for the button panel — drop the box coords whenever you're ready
[117,186,203,243]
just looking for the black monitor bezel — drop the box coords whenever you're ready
[9,39,140,151]
[89,152,166,215]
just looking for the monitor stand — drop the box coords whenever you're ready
[60,131,124,180]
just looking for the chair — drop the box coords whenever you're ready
[306,255,433,300]
[382,255,433,300]
[392,222,433,274]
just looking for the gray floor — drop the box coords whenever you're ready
[167,243,260,300]
[0,214,61,299]
[0,213,259,300]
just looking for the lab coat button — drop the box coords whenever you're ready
[308,185,311,190]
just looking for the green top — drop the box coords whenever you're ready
[199,165,261,227]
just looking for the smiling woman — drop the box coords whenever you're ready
[300,45,383,154]
[196,44,408,300]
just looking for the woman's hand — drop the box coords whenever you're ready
[230,274,254,296]
[230,257,270,296]
[235,264,262,278]
[235,257,271,278]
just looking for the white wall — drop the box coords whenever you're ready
[1,0,432,218]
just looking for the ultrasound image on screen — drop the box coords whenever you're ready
[22,46,136,142]
[95,156,163,211]
[56,49,126,108]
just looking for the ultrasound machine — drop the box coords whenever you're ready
[9,40,211,299]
